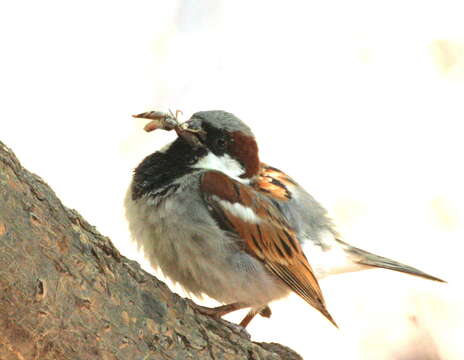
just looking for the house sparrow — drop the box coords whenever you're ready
[125,110,444,328]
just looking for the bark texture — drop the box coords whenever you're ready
[0,140,302,360]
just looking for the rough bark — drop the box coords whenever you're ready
[0,140,302,360]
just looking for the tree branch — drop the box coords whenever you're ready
[0,140,302,360]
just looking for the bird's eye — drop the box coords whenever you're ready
[214,137,227,150]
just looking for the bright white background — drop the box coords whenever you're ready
[1,1,463,359]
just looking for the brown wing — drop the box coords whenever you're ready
[200,171,337,326]
[253,163,298,201]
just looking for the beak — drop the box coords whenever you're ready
[175,121,206,149]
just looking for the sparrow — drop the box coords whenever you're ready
[125,110,444,328]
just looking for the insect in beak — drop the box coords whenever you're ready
[132,109,206,149]
[132,109,181,132]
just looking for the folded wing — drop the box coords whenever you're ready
[200,171,337,326]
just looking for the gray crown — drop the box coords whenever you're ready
[190,110,254,137]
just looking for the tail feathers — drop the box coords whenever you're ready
[337,240,446,283]
[320,306,339,328]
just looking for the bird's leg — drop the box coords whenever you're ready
[239,310,257,328]
[239,305,272,328]
[189,301,249,319]
[189,301,272,332]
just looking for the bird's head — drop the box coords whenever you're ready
[173,110,260,182]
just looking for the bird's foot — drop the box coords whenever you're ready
[189,301,248,318]
[187,300,251,338]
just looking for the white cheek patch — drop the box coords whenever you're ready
[192,152,248,183]
[215,198,261,224]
